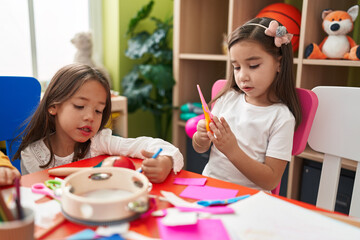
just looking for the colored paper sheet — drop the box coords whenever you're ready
[179,186,238,200]
[176,206,234,214]
[157,218,231,240]
[173,178,207,186]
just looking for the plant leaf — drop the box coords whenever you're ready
[122,66,152,113]
[125,32,151,59]
[127,0,154,36]
[139,64,175,91]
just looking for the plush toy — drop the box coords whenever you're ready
[305,5,360,60]
[71,32,112,86]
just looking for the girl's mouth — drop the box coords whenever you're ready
[79,127,92,136]
[242,87,253,92]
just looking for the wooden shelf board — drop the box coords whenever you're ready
[302,59,360,67]
[178,120,186,127]
[179,53,228,61]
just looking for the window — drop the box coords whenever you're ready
[0,0,102,89]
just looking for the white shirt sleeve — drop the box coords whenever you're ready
[90,129,184,173]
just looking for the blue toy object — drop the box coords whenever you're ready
[180,102,203,114]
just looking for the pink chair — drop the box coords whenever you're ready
[185,79,318,195]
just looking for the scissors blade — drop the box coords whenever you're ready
[196,84,213,118]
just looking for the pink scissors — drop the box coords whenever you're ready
[31,183,61,200]
[197,84,214,132]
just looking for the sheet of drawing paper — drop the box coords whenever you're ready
[173,178,207,186]
[179,185,238,200]
[1,186,42,209]
[220,191,360,240]
[160,191,201,208]
[157,218,231,240]
[96,222,129,236]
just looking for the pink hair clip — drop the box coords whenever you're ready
[264,20,293,47]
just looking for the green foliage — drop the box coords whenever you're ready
[122,0,175,140]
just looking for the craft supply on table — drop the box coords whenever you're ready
[137,148,163,173]
[61,167,150,225]
[196,194,251,207]
[31,183,61,201]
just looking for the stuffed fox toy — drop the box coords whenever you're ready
[305,5,360,60]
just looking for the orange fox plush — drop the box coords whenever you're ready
[305,5,360,60]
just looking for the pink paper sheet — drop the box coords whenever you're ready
[157,218,231,240]
[180,185,238,200]
[176,206,234,214]
[173,178,207,186]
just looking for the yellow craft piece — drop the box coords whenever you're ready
[202,105,211,132]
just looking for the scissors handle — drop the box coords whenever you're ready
[31,183,60,200]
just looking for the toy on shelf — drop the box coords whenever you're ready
[71,32,113,86]
[305,5,360,60]
[256,3,301,52]
[180,102,203,121]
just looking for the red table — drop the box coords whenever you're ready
[16,155,360,239]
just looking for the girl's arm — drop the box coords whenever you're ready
[91,129,184,173]
[208,116,288,191]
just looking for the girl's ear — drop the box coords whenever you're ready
[48,106,57,115]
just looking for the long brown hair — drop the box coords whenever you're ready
[14,63,112,167]
[211,17,301,129]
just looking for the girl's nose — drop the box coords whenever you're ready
[238,69,249,82]
[84,109,94,122]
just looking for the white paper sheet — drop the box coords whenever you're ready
[218,191,360,240]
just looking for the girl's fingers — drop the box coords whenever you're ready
[220,117,230,133]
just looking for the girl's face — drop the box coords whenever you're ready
[230,40,280,106]
[49,79,107,150]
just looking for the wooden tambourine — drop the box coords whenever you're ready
[61,167,151,225]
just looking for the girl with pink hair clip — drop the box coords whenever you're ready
[192,18,302,192]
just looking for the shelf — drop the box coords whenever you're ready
[302,59,360,67]
[179,53,227,61]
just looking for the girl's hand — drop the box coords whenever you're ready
[196,119,210,142]
[140,150,173,183]
[0,167,21,186]
[208,116,238,157]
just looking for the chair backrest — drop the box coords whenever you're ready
[188,79,318,195]
[0,76,41,173]
[308,86,360,217]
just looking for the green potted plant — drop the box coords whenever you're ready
[122,0,174,140]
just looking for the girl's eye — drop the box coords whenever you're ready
[74,104,84,109]
[250,64,260,69]
[95,110,103,114]
[233,66,240,70]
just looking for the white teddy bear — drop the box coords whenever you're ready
[71,32,112,86]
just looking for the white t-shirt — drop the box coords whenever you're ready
[21,128,184,174]
[202,90,295,191]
